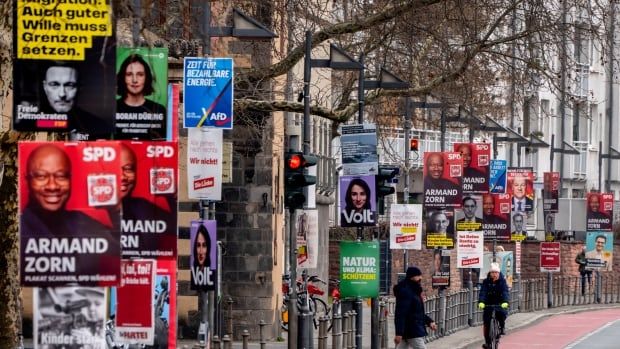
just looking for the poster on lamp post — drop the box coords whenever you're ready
[190,220,217,291]
[489,160,507,194]
[453,143,490,194]
[456,231,484,269]
[339,175,376,227]
[339,241,379,298]
[115,259,156,346]
[34,287,107,349]
[120,141,178,259]
[19,141,122,287]
[187,128,223,200]
[507,167,534,213]
[585,232,613,271]
[12,0,116,138]
[586,192,613,232]
[389,204,423,250]
[543,172,559,212]
[183,57,234,128]
[423,152,462,208]
[482,193,510,241]
[540,242,561,272]
[115,47,169,140]
[340,123,379,175]
[297,209,319,269]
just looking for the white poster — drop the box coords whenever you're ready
[297,209,319,269]
[34,287,107,349]
[187,128,223,200]
[389,204,423,250]
[341,123,378,175]
[456,231,484,269]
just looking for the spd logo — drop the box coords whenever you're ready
[87,174,117,206]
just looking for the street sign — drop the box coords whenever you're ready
[540,242,560,272]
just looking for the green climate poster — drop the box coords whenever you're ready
[339,241,380,298]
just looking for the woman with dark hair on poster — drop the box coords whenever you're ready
[345,178,372,213]
[193,224,211,269]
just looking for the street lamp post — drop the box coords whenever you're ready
[189,4,276,343]
[598,141,620,192]
[357,60,409,349]
[293,31,362,349]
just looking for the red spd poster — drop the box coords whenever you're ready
[507,167,534,213]
[454,143,490,194]
[116,259,156,345]
[19,141,121,286]
[586,192,613,231]
[543,172,559,212]
[482,193,510,241]
[119,141,178,258]
[423,152,462,208]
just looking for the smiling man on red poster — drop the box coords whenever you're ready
[19,141,122,287]
[454,143,490,194]
[117,141,178,258]
[423,152,463,208]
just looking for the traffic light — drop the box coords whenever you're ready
[376,166,398,215]
[410,138,419,152]
[284,152,317,210]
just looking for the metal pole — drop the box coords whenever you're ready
[298,270,313,348]
[606,2,616,193]
[287,209,299,348]
[550,135,555,173]
[303,30,312,155]
[559,0,567,192]
[440,109,446,152]
[371,297,379,349]
[199,200,210,345]
[132,0,141,46]
[599,141,603,191]
[467,269,473,326]
[201,1,211,55]
[358,55,365,124]
[355,229,363,349]
[547,271,553,308]
[404,98,411,271]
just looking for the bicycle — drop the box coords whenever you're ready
[280,273,328,331]
[325,278,341,332]
[484,305,504,349]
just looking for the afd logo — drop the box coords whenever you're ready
[210,112,231,126]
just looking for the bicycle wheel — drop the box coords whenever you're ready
[489,317,500,349]
[312,298,329,330]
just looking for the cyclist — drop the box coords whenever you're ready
[478,262,510,349]
[393,266,437,349]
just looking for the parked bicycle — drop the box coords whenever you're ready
[326,278,341,332]
[280,272,328,331]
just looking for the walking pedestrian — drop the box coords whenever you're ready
[575,246,592,295]
[393,266,437,349]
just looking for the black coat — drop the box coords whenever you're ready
[478,272,510,305]
[393,279,434,339]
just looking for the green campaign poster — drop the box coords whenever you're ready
[339,241,380,298]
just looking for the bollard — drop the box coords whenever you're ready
[332,312,342,349]
[241,329,250,349]
[226,297,234,336]
[342,312,350,348]
[222,334,232,349]
[318,316,327,349]
[212,335,221,349]
[349,310,356,349]
[259,320,267,349]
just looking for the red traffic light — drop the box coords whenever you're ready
[288,154,302,170]
[410,139,419,151]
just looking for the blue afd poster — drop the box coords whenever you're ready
[489,159,507,193]
[183,57,233,129]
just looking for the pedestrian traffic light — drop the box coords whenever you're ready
[284,152,317,210]
[376,166,398,215]
[410,139,419,152]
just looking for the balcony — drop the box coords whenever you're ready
[563,141,587,180]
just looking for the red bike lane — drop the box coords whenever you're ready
[499,308,620,348]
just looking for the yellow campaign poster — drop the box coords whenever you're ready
[13,0,116,136]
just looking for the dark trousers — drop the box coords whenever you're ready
[580,270,592,295]
[483,308,507,345]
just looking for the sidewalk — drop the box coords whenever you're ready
[176,303,620,349]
